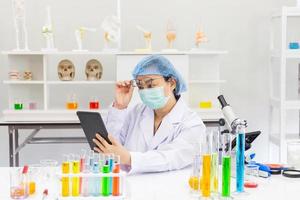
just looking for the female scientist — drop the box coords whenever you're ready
[93,55,205,174]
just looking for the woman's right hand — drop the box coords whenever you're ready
[113,80,134,109]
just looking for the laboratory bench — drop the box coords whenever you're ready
[0,166,299,200]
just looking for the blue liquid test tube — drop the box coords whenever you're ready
[88,150,94,196]
[109,154,114,194]
[81,154,90,197]
[92,153,100,196]
[236,125,245,193]
[98,154,104,196]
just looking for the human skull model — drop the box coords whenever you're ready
[85,59,103,81]
[58,59,75,81]
[23,70,32,80]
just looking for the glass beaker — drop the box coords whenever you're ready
[10,168,28,199]
[66,94,78,110]
[287,141,300,168]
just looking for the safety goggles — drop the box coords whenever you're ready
[131,77,169,89]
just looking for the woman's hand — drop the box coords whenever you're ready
[113,80,134,109]
[93,133,131,165]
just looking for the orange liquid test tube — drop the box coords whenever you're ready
[112,155,120,196]
[202,154,211,197]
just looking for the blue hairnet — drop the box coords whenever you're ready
[132,55,187,94]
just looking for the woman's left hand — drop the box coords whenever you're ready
[93,134,131,166]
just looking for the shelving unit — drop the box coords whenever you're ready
[269,6,300,162]
[2,50,227,122]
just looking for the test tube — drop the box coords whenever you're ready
[236,125,245,193]
[222,133,232,198]
[92,153,100,196]
[211,130,219,194]
[81,154,90,197]
[79,149,86,195]
[71,154,80,197]
[112,155,120,196]
[102,155,110,196]
[27,168,36,196]
[88,150,94,196]
[98,154,104,196]
[201,131,211,198]
[61,154,70,197]
[109,154,114,194]
[189,143,201,193]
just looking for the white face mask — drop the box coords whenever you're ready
[138,86,170,110]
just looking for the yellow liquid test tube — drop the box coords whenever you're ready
[62,161,70,197]
[211,152,219,193]
[202,154,211,197]
[72,158,80,196]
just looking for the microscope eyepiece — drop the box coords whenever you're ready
[217,95,229,108]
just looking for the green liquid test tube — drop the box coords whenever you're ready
[102,164,110,196]
[221,133,232,198]
[222,156,231,197]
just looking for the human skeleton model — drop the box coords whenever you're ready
[102,15,121,50]
[74,27,96,51]
[195,29,208,48]
[165,20,177,49]
[42,6,56,51]
[136,25,152,50]
[12,0,29,50]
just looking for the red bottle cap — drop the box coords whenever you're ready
[43,189,48,196]
[22,165,29,174]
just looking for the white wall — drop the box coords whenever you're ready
[0,0,295,166]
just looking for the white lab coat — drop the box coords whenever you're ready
[105,97,206,174]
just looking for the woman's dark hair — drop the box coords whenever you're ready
[163,76,181,101]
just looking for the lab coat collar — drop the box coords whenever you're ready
[141,97,186,150]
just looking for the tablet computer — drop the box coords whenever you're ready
[77,111,112,150]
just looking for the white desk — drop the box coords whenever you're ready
[0,119,223,167]
[0,167,299,200]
